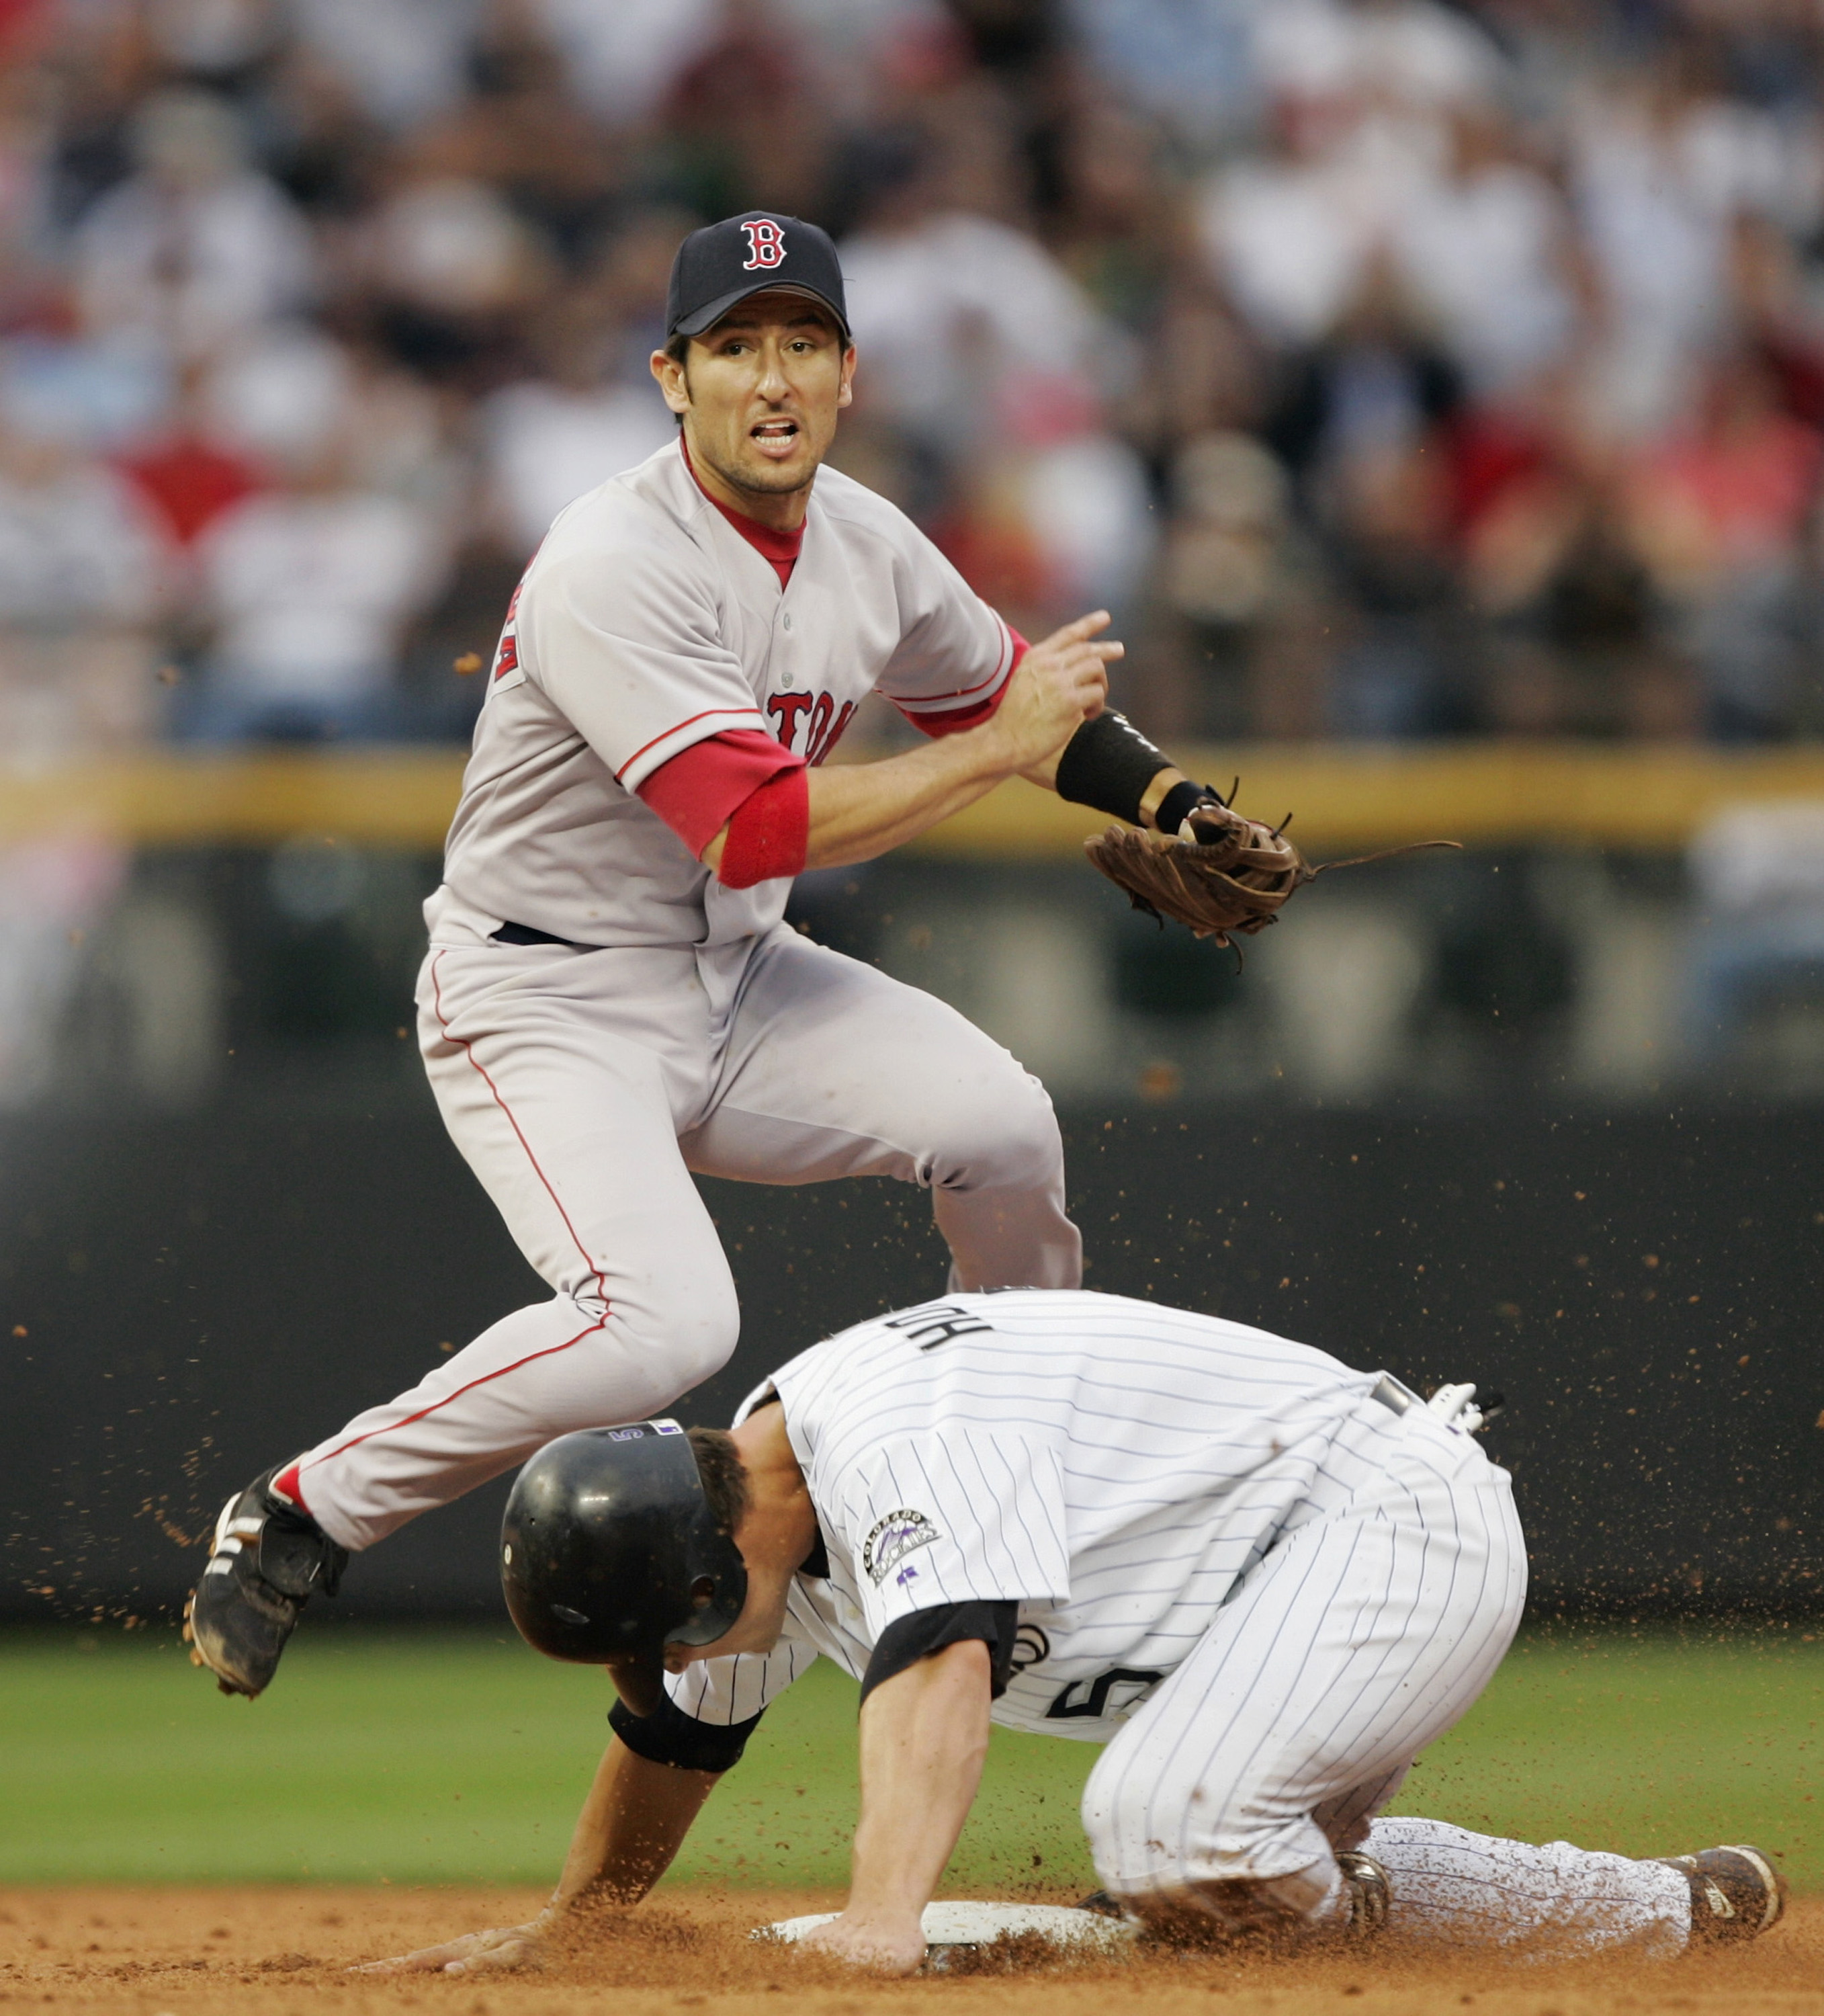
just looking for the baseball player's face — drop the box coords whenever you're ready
[652,294,855,519]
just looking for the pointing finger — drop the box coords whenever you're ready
[1039,610,1112,650]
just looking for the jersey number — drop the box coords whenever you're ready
[1045,1668,1164,1721]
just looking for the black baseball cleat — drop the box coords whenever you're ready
[182,1466,348,1698]
[1659,1845,1787,1944]
[1336,1852,1391,1939]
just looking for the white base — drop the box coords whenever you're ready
[754,1900,1135,1961]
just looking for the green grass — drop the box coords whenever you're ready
[0,1622,1817,1891]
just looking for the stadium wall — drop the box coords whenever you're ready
[2,1097,1817,1623]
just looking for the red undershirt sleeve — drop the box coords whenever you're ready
[718,766,810,887]
[897,627,1028,738]
[638,729,804,860]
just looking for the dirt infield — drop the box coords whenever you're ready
[1,1887,1818,2016]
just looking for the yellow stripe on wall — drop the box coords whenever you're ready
[0,751,469,849]
[5,744,1824,853]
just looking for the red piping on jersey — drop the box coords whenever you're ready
[897,624,1025,707]
[900,626,1027,738]
[682,437,806,589]
[614,707,765,782]
[298,956,611,1484]
[718,764,810,886]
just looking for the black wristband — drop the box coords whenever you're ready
[1152,779,1208,837]
[1053,712,1172,827]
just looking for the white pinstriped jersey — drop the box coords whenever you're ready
[435,437,1018,949]
[664,1290,1404,1743]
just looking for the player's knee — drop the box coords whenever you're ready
[924,1056,1064,1193]
[642,1264,740,1393]
[1119,1870,1338,1945]
[564,1258,739,1400]
[666,1293,740,1392]
[1084,1767,1337,1937]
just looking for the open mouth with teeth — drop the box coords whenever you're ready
[750,418,800,458]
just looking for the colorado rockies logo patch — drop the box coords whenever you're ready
[862,1509,940,1585]
[741,218,786,269]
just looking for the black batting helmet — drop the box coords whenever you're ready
[500,1422,747,1716]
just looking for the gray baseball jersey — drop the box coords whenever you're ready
[435,437,1018,948]
[287,440,1077,1559]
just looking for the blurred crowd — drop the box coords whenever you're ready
[5,0,1824,758]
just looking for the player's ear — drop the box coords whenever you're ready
[652,349,691,416]
[837,346,857,410]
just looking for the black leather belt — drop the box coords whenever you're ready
[490,921,582,948]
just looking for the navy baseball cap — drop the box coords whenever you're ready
[666,211,850,342]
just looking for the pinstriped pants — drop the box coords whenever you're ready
[1083,1402,1526,1906]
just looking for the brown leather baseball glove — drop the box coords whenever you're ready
[1085,800,1457,952]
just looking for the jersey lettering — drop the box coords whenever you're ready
[769,690,858,763]
[767,691,813,747]
[742,218,787,269]
[1045,1667,1165,1721]
[882,1304,995,1351]
[808,699,856,765]
[801,691,834,762]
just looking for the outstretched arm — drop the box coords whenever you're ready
[798,1639,994,1975]
[359,1738,719,1976]
[552,1735,721,1910]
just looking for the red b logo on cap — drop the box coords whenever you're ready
[741,218,786,270]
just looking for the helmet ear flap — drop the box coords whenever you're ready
[500,1423,748,1675]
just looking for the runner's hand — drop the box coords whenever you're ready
[351,1921,547,1975]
